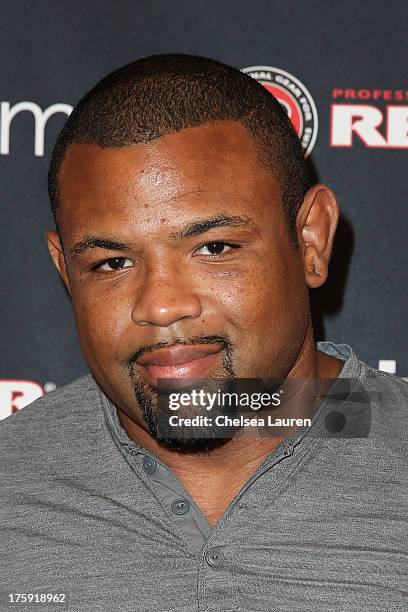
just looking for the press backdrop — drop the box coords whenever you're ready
[1,0,407,418]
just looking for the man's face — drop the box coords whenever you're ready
[49,120,311,449]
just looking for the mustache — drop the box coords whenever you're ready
[127,334,236,366]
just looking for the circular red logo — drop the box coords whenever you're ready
[242,65,318,157]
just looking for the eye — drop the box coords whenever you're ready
[194,241,239,258]
[92,257,133,272]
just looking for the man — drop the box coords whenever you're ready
[1,54,407,611]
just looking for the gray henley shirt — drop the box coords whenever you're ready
[1,341,407,611]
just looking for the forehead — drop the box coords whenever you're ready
[57,120,281,234]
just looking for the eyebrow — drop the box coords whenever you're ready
[69,213,255,257]
[70,236,132,257]
[169,213,254,240]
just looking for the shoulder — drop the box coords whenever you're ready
[0,373,105,465]
[0,373,99,427]
[354,360,408,442]
[318,341,408,444]
[360,360,408,404]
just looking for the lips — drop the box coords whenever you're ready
[135,343,224,385]
[136,343,224,366]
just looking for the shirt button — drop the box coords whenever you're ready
[283,445,293,456]
[205,547,224,568]
[142,456,157,474]
[171,498,190,515]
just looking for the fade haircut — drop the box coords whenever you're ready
[48,54,312,246]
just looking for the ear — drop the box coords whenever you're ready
[45,229,72,296]
[296,184,339,288]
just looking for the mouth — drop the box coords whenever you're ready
[135,343,224,387]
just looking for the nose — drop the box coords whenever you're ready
[131,260,203,327]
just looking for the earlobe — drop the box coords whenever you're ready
[297,184,339,289]
[45,229,71,295]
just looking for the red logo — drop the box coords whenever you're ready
[330,89,408,148]
[242,66,318,156]
[0,379,44,420]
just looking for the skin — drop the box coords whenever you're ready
[46,119,342,527]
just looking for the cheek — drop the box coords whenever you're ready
[218,277,270,325]
[212,255,309,374]
[212,256,302,327]
[70,285,131,365]
[70,289,142,415]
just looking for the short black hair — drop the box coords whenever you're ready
[48,54,312,246]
